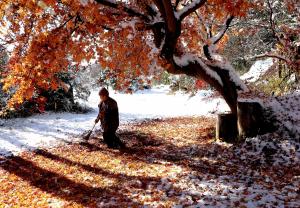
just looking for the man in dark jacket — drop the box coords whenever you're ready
[95,87,123,148]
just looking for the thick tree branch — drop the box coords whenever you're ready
[94,0,149,20]
[211,16,234,44]
[94,0,118,7]
[203,16,234,60]
[176,0,207,21]
[153,0,177,32]
[169,54,239,114]
[150,0,241,114]
[162,0,177,33]
[152,0,181,60]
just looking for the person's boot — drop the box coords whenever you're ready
[114,135,125,149]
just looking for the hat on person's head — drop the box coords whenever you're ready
[99,87,109,96]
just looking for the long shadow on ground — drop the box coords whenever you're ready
[0,154,148,207]
[1,117,299,207]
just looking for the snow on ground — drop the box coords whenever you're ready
[241,58,273,82]
[98,117,299,207]
[266,90,300,138]
[0,85,229,157]
[236,90,300,167]
[0,84,299,207]
[165,134,300,208]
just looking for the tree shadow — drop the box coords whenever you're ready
[75,128,300,206]
[116,128,300,182]
[0,155,149,207]
[77,141,104,152]
[34,148,160,185]
[2,123,297,207]
[76,126,267,181]
[114,129,250,177]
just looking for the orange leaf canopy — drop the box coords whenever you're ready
[0,0,253,107]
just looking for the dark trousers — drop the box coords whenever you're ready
[103,131,123,148]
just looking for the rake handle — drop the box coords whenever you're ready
[83,122,97,140]
[91,122,97,131]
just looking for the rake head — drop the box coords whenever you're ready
[83,130,93,140]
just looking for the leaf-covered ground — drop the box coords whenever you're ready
[0,117,299,207]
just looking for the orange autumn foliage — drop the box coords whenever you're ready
[0,0,254,108]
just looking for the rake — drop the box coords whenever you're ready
[83,123,97,140]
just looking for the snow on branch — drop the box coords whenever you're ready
[212,60,248,92]
[210,16,234,44]
[175,0,207,21]
[118,18,139,33]
[204,16,233,61]
[173,53,223,86]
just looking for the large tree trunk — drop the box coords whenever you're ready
[152,0,240,116]
[167,61,239,116]
[237,101,264,138]
[216,113,238,142]
[150,0,270,142]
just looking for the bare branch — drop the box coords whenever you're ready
[249,53,290,63]
[94,0,148,20]
[194,11,211,39]
[56,15,76,31]
[176,0,207,21]
[266,0,278,41]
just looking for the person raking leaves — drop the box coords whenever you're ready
[94,87,124,149]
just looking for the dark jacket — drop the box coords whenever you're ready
[97,97,119,132]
